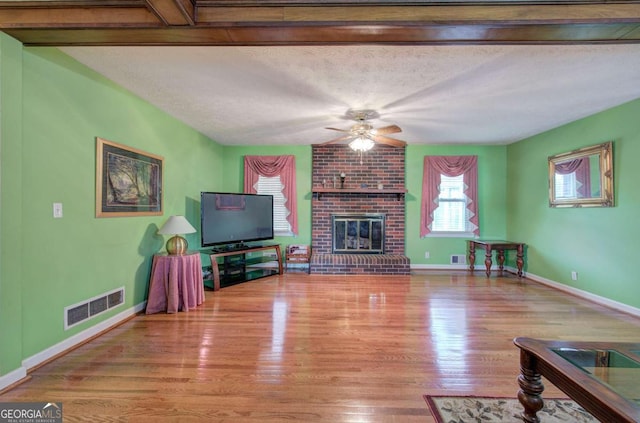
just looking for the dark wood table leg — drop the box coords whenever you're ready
[468,241,476,272]
[484,246,492,277]
[497,248,505,274]
[516,243,524,278]
[517,349,545,423]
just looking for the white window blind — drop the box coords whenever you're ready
[256,175,292,235]
[432,174,471,233]
[554,172,578,199]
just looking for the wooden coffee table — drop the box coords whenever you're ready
[514,337,640,423]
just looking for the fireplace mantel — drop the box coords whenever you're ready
[313,187,407,200]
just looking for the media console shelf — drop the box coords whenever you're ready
[206,244,282,291]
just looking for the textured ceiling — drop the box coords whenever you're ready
[60,44,640,146]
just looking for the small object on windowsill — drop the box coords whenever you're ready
[378,183,384,190]
[340,173,346,189]
[361,183,368,188]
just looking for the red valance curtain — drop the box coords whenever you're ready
[420,155,479,237]
[244,155,298,235]
[555,158,591,198]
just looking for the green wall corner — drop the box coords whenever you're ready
[507,98,640,308]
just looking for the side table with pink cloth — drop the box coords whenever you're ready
[146,252,205,314]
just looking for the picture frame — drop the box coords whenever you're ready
[96,137,164,217]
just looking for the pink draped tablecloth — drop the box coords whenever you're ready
[146,252,205,314]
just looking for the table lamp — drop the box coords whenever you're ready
[157,215,197,255]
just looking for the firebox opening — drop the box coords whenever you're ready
[332,213,385,254]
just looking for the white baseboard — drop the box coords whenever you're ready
[22,301,146,370]
[524,271,640,318]
[1,301,146,391]
[0,366,27,392]
[412,263,500,271]
[411,264,640,318]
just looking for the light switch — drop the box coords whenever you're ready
[53,202,63,218]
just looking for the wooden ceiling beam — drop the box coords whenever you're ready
[145,0,195,26]
[5,23,640,46]
[199,4,640,24]
[1,1,640,45]
[0,5,160,28]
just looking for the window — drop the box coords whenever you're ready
[421,155,479,238]
[244,155,298,236]
[256,175,292,235]
[432,174,470,232]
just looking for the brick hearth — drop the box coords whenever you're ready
[311,144,410,274]
[311,253,410,274]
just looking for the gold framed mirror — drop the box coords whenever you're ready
[548,141,613,208]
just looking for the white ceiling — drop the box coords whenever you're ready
[60,44,640,147]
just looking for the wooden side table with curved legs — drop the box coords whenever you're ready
[468,240,525,277]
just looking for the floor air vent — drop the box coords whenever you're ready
[450,254,467,265]
[64,287,125,330]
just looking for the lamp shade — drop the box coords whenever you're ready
[158,216,197,255]
[158,215,196,235]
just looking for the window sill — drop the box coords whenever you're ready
[426,232,477,238]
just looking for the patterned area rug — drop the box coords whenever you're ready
[424,395,599,422]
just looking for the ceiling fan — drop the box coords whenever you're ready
[320,110,407,151]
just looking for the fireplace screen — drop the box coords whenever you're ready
[332,213,385,254]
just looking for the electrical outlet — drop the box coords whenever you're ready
[424,251,430,259]
[571,271,578,281]
[53,202,63,218]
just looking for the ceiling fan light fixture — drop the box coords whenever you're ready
[349,137,375,152]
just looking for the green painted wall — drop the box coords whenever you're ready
[0,37,224,378]
[0,34,24,375]
[507,98,640,309]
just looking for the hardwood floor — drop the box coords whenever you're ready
[3,272,640,422]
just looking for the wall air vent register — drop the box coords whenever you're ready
[64,287,125,330]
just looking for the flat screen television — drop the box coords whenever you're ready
[200,192,274,249]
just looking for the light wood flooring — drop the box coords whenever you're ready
[2,272,640,422]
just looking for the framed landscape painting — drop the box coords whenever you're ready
[96,137,163,217]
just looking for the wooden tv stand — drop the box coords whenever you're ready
[207,244,282,291]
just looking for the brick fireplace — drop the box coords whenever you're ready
[310,144,410,274]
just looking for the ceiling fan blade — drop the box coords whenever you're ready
[372,134,407,147]
[375,125,402,135]
[325,127,350,133]
[319,134,354,145]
